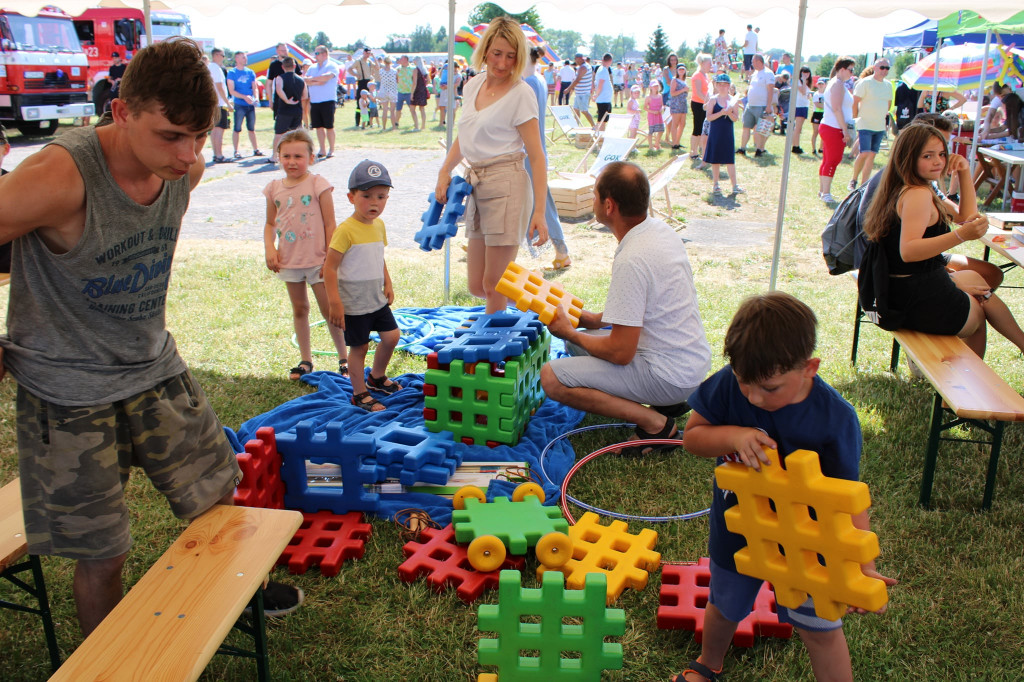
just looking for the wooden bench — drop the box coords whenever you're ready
[0,479,61,673]
[50,504,302,682]
[848,278,1024,508]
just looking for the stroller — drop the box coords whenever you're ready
[775,86,791,135]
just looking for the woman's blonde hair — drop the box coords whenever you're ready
[471,16,528,80]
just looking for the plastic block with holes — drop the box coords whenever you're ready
[355,421,462,486]
[234,426,285,509]
[398,524,525,603]
[277,420,381,516]
[454,312,545,345]
[494,261,584,327]
[537,511,661,604]
[414,175,473,251]
[657,558,793,647]
[715,447,889,620]
[477,570,624,680]
[453,495,567,555]
[278,510,373,577]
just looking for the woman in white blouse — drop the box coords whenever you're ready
[436,17,548,313]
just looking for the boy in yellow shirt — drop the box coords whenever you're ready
[324,159,403,412]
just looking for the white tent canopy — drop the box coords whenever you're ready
[5,1,1018,290]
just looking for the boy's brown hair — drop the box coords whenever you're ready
[724,292,817,383]
[118,38,217,131]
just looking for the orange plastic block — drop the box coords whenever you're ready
[715,447,889,620]
[537,511,661,604]
[494,262,584,327]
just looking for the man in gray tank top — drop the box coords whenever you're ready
[0,39,302,638]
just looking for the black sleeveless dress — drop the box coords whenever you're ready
[881,216,971,335]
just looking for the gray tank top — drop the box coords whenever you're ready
[0,126,189,406]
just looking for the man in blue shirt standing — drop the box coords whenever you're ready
[304,45,340,159]
[227,51,263,158]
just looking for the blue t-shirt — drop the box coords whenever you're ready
[227,66,257,108]
[689,365,861,572]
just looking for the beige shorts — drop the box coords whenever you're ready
[465,152,532,247]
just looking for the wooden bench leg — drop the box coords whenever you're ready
[0,554,62,672]
[217,586,271,682]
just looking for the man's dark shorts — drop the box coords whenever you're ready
[16,370,241,561]
[596,102,612,123]
[310,100,336,129]
[215,108,230,130]
[743,54,754,70]
[344,304,398,347]
[233,104,256,132]
[274,109,303,135]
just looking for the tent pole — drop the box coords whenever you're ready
[768,0,807,291]
[930,39,941,112]
[443,0,455,304]
[144,0,152,47]
[968,29,993,179]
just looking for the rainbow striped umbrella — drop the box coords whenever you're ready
[901,43,1024,91]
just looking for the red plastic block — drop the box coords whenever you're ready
[398,524,525,603]
[277,510,372,577]
[234,426,285,510]
[657,558,793,647]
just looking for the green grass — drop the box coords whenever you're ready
[1,112,1022,681]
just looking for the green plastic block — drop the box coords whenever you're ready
[477,570,625,680]
[453,496,567,555]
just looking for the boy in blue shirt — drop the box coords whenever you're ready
[227,51,263,158]
[675,292,896,682]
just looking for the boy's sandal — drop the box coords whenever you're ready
[367,374,402,395]
[351,391,385,412]
[338,360,350,378]
[671,660,722,682]
[288,360,313,381]
[619,415,680,457]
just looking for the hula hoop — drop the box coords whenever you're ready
[538,423,710,524]
[290,312,435,357]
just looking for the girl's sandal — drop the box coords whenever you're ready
[367,374,402,395]
[338,360,350,378]
[289,360,313,381]
[351,391,385,412]
[671,660,722,682]
[542,256,573,272]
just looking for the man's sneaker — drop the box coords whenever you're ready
[254,581,304,618]
[754,149,765,158]
[732,185,745,194]
[736,148,747,155]
[821,192,836,204]
[792,146,804,154]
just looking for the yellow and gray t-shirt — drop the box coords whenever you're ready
[328,216,388,315]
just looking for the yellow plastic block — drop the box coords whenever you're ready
[495,262,584,327]
[715,447,889,620]
[538,512,661,605]
[477,675,498,682]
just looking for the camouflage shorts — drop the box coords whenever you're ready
[16,370,241,561]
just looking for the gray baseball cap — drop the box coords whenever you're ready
[349,159,393,191]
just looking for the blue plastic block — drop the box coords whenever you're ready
[355,421,463,486]
[414,175,473,252]
[454,312,544,345]
[435,330,533,364]
[277,420,380,515]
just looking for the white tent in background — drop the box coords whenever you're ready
[6,1,1020,292]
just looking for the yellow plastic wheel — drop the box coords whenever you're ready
[453,485,487,510]
[467,535,506,572]
[536,532,573,568]
[512,482,545,503]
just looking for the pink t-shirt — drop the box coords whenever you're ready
[645,95,663,126]
[262,173,333,269]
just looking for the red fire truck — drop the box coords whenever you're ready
[0,6,93,135]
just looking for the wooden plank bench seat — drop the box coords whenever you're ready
[50,504,302,682]
[0,479,61,673]
[848,274,1024,508]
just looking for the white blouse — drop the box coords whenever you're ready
[457,74,538,165]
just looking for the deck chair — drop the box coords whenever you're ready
[548,105,593,144]
[648,156,687,229]
[549,136,638,222]
[602,113,648,147]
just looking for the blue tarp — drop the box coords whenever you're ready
[226,306,583,526]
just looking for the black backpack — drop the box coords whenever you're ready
[821,184,868,275]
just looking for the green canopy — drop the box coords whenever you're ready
[937,10,1024,40]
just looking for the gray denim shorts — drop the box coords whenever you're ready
[16,369,241,560]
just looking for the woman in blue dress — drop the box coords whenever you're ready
[703,73,743,196]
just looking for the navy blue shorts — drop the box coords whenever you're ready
[344,304,398,347]
[233,104,255,132]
